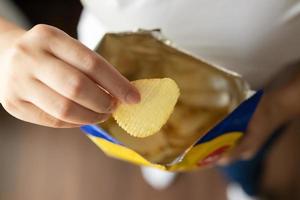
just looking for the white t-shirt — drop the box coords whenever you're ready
[78,0,300,89]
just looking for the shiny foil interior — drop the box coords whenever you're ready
[95,30,249,164]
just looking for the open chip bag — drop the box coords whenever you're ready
[80,30,262,172]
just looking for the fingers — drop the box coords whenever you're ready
[33,53,117,114]
[4,100,81,128]
[24,79,110,125]
[27,25,140,104]
[218,73,300,165]
[0,24,120,128]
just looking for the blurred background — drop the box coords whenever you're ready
[0,0,228,199]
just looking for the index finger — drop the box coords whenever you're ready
[36,26,140,104]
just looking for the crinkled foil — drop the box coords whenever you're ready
[95,30,249,165]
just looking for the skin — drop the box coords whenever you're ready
[0,18,140,128]
[259,119,300,199]
[218,63,300,164]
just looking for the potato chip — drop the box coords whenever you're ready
[113,78,180,138]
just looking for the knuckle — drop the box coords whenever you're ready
[67,75,85,98]
[83,55,99,73]
[30,24,58,39]
[56,100,73,119]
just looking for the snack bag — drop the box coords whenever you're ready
[80,30,261,171]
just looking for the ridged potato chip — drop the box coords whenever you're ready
[113,78,180,138]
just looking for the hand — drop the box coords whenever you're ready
[218,62,300,165]
[0,24,140,128]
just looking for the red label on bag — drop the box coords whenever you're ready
[198,145,230,167]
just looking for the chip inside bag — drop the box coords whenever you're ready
[81,30,262,171]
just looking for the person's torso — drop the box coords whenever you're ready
[0,0,29,28]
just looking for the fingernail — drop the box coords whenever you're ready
[125,90,140,104]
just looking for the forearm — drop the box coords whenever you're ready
[0,17,25,54]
